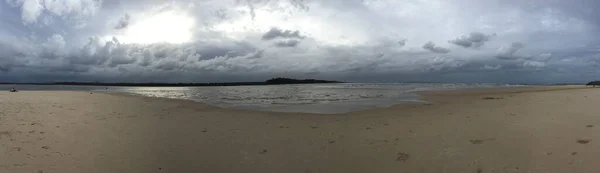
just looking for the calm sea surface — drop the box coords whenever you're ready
[0,83,521,114]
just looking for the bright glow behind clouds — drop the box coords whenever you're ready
[118,11,195,44]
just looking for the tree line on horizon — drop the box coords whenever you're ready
[586,81,600,86]
[0,78,342,87]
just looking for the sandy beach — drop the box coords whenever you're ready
[1,86,600,173]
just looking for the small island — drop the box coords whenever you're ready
[4,78,342,87]
[586,81,600,87]
[264,78,341,85]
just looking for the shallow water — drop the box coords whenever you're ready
[0,83,519,114]
[107,83,518,114]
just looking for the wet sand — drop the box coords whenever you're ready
[1,86,600,173]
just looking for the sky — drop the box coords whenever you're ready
[0,0,599,83]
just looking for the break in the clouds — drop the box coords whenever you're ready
[1,0,600,83]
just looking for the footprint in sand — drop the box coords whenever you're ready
[577,139,591,144]
[41,146,50,149]
[586,125,594,128]
[0,131,11,139]
[396,152,410,162]
[259,149,268,154]
[572,152,578,155]
[470,140,483,144]
[470,138,495,144]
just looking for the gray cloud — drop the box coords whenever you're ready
[422,42,450,53]
[7,0,102,25]
[42,34,66,59]
[483,65,502,70]
[273,40,300,47]
[538,53,552,61]
[522,60,546,69]
[114,13,130,30]
[448,32,493,48]
[398,39,407,47]
[496,42,525,60]
[261,27,304,40]
[247,0,256,20]
[289,0,309,11]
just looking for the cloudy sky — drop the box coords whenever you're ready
[1,0,599,83]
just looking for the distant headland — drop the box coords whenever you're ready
[0,78,342,87]
[586,81,600,86]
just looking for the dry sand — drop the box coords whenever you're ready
[1,86,600,173]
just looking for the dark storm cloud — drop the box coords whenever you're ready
[261,27,304,40]
[194,42,256,60]
[422,42,450,53]
[448,32,494,48]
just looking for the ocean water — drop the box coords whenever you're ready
[0,83,520,114]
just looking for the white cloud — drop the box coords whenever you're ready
[20,0,44,24]
[9,0,102,25]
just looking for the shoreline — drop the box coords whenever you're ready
[95,85,545,114]
[2,84,589,115]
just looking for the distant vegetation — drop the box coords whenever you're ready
[0,78,342,87]
[586,81,600,86]
[265,77,340,84]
